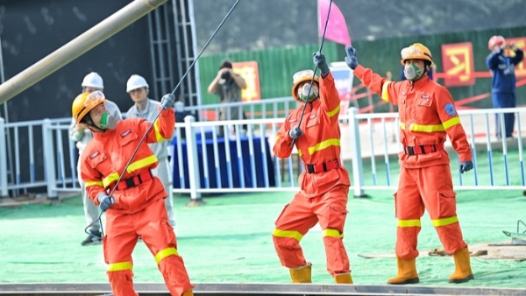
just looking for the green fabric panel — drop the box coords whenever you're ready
[198,42,340,105]
[199,26,526,110]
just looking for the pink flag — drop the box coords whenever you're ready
[318,0,351,46]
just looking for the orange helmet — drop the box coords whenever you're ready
[72,91,106,124]
[291,70,319,103]
[400,43,433,65]
[488,35,505,50]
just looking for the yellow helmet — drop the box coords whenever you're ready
[291,70,319,103]
[400,43,433,65]
[72,91,106,124]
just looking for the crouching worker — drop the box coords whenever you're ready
[272,52,352,284]
[72,91,194,296]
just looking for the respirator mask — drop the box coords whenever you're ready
[298,83,319,102]
[404,63,424,81]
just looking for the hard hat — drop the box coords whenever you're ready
[81,72,104,89]
[291,70,319,103]
[400,43,433,65]
[488,35,505,50]
[72,91,106,124]
[126,74,149,92]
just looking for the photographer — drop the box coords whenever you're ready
[207,59,247,137]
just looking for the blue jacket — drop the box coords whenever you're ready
[486,47,524,94]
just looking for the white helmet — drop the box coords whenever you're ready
[81,72,104,89]
[126,74,149,92]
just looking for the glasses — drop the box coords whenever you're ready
[85,91,105,107]
[401,46,431,59]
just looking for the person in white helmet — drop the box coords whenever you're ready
[69,72,123,246]
[125,74,177,229]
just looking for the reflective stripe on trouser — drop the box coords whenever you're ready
[152,157,176,227]
[272,185,350,276]
[103,198,193,296]
[395,165,467,260]
[78,160,100,231]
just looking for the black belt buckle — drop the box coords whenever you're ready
[307,164,315,174]
[124,177,135,188]
[405,146,415,155]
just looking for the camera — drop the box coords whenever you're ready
[221,71,231,80]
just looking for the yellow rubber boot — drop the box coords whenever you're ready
[449,247,474,283]
[334,272,353,284]
[182,289,194,296]
[289,263,312,283]
[387,257,419,285]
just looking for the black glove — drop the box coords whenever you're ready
[459,161,473,174]
[313,52,329,76]
[289,126,303,140]
[344,46,359,70]
[97,193,115,212]
[160,93,176,110]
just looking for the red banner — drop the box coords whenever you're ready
[233,61,261,102]
[441,42,475,87]
[504,37,526,77]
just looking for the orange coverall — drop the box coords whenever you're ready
[272,72,351,276]
[80,108,193,296]
[353,65,472,259]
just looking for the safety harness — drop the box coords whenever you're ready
[111,170,154,191]
[306,159,340,174]
[403,143,444,155]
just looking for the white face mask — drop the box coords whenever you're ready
[404,63,424,81]
[298,83,319,102]
[99,111,117,130]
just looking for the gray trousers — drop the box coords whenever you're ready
[78,160,101,232]
[153,157,176,227]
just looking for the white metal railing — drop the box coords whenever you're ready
[1,103,525,200]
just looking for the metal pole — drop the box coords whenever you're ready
[184,115,204,206]
[348,107,367,198]
[42,119,58,200]
[0,118,8,197]
[188,0,201,109]
[0,0,168,105]
[0,36,8,122]
[0,36,15,195]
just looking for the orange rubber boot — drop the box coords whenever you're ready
[289,263,312,283]
[449,247,474,283]
[387,257,419,285]
[334,272,353,284]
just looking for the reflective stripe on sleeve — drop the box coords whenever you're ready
[381,81,391,102]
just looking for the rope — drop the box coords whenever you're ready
[84,0,241,239]
[291,0,333,146]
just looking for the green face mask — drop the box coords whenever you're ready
[99,112,116,130]
[404,63,423,81]
[298,83,319,102]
